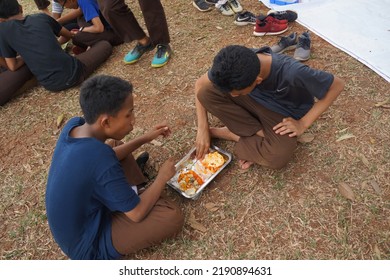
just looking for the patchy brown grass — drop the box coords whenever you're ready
[0,0,389,260]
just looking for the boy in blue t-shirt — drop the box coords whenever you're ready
[54,0,122,53]
[46,75,184,259]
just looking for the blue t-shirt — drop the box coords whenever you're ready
[46,117,140,259]
[78,0,110,29]
[249,47,334,119]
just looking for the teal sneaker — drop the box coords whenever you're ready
[124,42,153,64]
[151,44,172,68]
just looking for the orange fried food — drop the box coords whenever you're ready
[200,151,225,173]
[177,170,204,191]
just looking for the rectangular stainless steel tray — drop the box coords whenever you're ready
[167,145,232,200]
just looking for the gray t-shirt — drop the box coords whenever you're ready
[249,47,334,119]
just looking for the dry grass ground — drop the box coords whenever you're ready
[0,0,389,260]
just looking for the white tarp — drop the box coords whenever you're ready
[261,0,390,83]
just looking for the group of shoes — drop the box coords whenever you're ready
[271,31,311,61]
[234,10,298,36]
[193,0,243,15]
[234,9,297,28]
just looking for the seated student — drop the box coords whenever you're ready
[0,0,112,105]
[46,75,184,259]
[53,0,123,54]
[195,45,345,170]
[34,0,80,30]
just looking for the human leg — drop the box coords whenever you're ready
[0,65,35,106]
[138,0,172,67]
[138,0,170,45]
[111,198,184,255]
[97,0,146,42]
[197,86,297,169]
[73,30,124,49]
[75,40,112,83]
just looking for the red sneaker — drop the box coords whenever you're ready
[253,16,288,36]
[72,45,87,55]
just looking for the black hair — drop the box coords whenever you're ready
[79,75,133,124]
[208,45,260,93]
[0,0,20,19]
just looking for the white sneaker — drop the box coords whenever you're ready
[218,2,234,16]
[228,0,243,13]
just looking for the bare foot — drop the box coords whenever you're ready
[209,127,240,142]
[238,159,254,170]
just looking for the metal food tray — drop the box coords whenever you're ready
[167,145,232,200]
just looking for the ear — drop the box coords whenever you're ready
[255,75,263,85]
[19,5,23,15]
[99,114,110,129]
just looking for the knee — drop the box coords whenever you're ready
[263,145,296,170]
[162,202,184,236]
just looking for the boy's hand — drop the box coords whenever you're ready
[145,121,171,142]
[156,158,176,182]
[195,128,210,160]
[273,117,306,137]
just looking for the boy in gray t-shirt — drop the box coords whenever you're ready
[195,45,345,170]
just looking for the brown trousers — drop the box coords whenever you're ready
[0,65,35,106]
[97,0,170,45]
[107,140,184,256]
[197,82,297,170]
[73,17,123,49]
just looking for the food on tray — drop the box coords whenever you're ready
[177,170,204,191]
[195,151,226,176]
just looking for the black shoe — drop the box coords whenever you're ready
[193,0,212,12]
[267,10,298,22]
[136,152,149,174]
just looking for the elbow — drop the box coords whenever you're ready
[96,26,104,33]
[125,210,144,223]
[129,214,143,223]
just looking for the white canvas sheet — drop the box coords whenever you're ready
[261,0,390,82]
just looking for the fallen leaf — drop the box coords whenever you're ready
[336,133,355,142]
[188,211,207,232]
[374,98,390,107]
[359,154,370,168]
[56,114,64,128]
[150,140,163,146]
[297,133,315,143]
[337,183,356,201]
[23,163,32,173]
[374,244,381,259]
[205,203,219,212]
[188,220,207,232]
[369,180,381,195]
